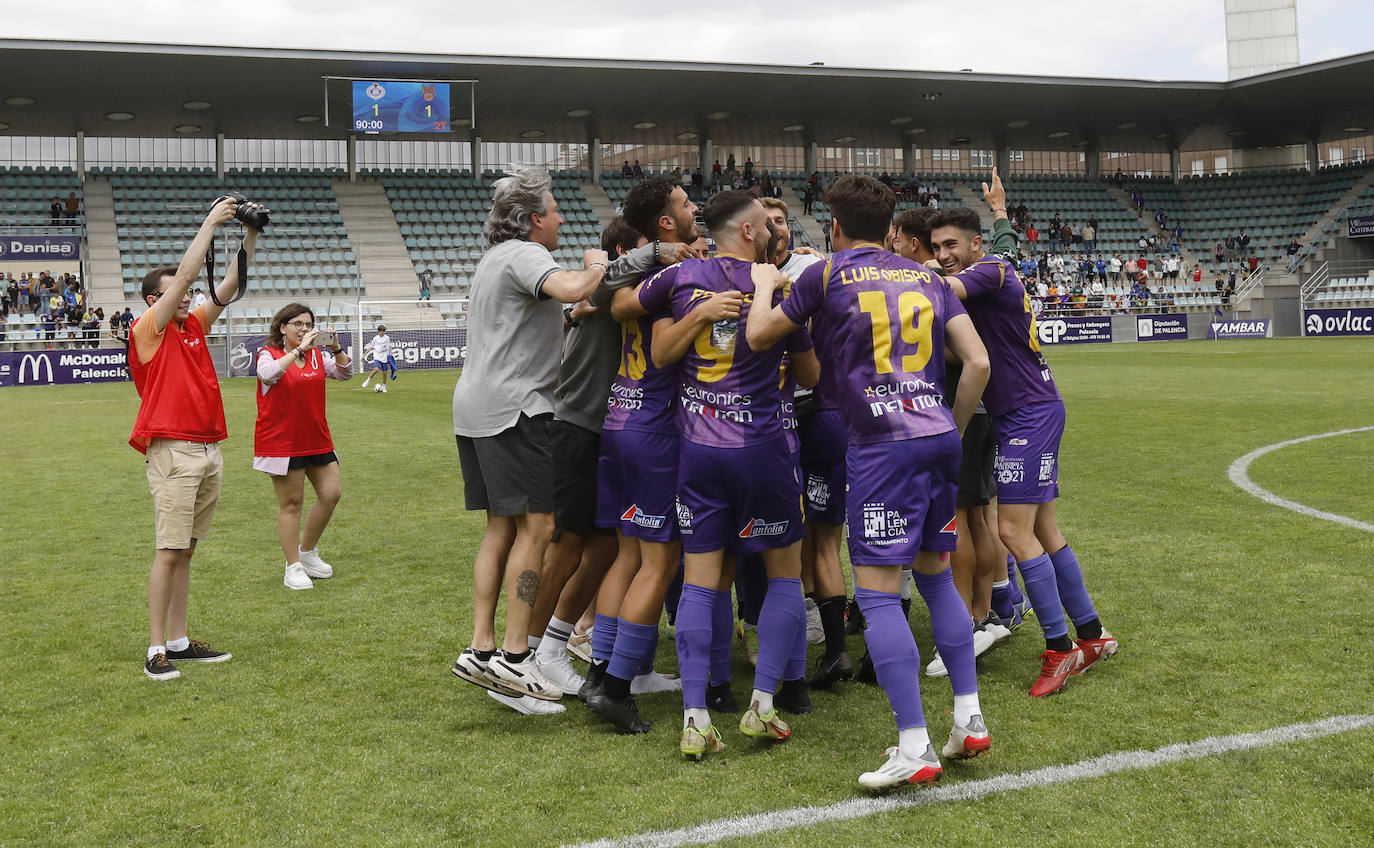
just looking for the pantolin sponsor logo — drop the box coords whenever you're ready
[738,517,789,539]
[620,505,666,531]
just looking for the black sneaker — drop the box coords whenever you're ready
[144,653,181,681]
[586,692,651,734]
[706,682,740,713]
[775,678,813,715]
[843,598,865,635]
[578,662,607,704]
[166,639,232,663]
[809,650,855,690]
[855,650,877,685]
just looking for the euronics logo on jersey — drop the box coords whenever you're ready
[861,502,908,545]
[739,517,790,539]
[620,505,666,531]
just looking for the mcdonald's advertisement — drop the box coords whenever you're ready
[0,349,130,387]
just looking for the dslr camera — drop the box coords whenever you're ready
[212,190,270,231]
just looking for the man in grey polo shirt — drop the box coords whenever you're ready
[450,169,609,715]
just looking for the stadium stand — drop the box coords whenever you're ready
[0,166,83,230]
[379,168,600,292]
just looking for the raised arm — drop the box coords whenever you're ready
[541,248,610,303]
[154,198,238,331]
[202,225,261,327]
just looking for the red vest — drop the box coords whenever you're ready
[254,346,335,457]
[128,311,226,453]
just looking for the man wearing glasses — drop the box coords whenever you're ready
[129,197,260,681]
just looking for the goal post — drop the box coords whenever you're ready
[354,297,470,372]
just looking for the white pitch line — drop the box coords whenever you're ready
[561,714,1374,848]
[1228,426,1374,534]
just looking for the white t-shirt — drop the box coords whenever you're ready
[368,334,392,361]
[779,251,823,281]
[190,292,207,310]
[1109,257,1122,272]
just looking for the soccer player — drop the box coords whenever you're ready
[450,169,610,713]
[130,197,260,680]
[659,190,817,759]
[360,325,395,392]
[583,178,717,734]
[929,202,1119,698]
[747,175,992,789]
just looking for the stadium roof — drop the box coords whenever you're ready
[1,38,1372,154]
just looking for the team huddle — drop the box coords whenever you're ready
[448,169,1118,790]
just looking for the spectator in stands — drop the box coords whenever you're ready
[1173,222,1183,243]
[1083,222,1096,253]
[255,303,353,591]
[1139,235,1148,254]
[621,161,633,177]
[743,157,754,181]
[1239,231,1251,256]
[65,192,80,222]
[1069,220,1082,245]
[1286,238,1302,272]
[110,308,126,346]
[714,160,723,179]
[190,288,208,311]
[1059,221,1072,248]
[418,269,434,303]
[40,309,56,347]
[0,307,6,343]
[1247,254,1259,276]
[1069,281,1086,311]
[50,197,62,223]
[1018,202,1031,227]
[17,274,31,312]
[1088,213,1098,231]
[726,152,736,172]
[1124,256,1138,282]
[1109,254,1123,283]
[1025,222,1039,249]
[3,275,15,313]
[1094,255,1107,283]
[1192,264,1203,286]
[1089,276,1105,313]
[632,160,644,179]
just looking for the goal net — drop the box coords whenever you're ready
[353,297,470,372]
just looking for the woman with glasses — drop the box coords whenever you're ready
[255,303,353,590]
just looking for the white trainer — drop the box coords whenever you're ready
[925,651,947,678]
[941,714,991,759]
[858,743,943,789]
[630,670,682,694]
[535,647,586,696]
[360,378,370,388]
[486,651,563,701]
[567,629,593,663]
[805,596,824,645]
[486,689,566,715]
[380,384,388,393]
[298,547,333,579]
[283,562,313,590]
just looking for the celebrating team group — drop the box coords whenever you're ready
[447,168,1119,790]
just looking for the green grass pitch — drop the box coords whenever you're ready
[1,338,1371,847]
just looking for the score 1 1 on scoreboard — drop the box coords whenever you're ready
[351,81,451,133]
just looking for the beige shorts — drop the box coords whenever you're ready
[146,439,223,550]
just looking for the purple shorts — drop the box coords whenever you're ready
[992,399,1064,504]
[677,438,804,557]
[800,409,846,525]
[596,428,680,541]
[845,430,960,565]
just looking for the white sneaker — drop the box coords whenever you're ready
[486,689,566,715]
[925,651,947,678]
[941,714,991,759]
[298,547,333,579]
[535,646,586,696]
[631,670,682,694]
[380,384,388,393]
[567,629,593,663]
[361,378,370,388]
[858,743,943,789]
[972,626,998,658]
[283,562,313,590]
[805,596,824,645]
[486,651,562,701]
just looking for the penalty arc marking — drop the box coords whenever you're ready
[1228,426,1374,534]
[560,715,1374,848]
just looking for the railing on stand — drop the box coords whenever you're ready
[1232,265,1266,310]
[1300,260,1331,304]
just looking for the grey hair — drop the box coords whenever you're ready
[483,168,552,245]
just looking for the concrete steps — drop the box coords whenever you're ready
[82,176,126,307]
[331,178,417,300]
[1302,168,1374,268]
[582,181,617,230]
[777,184,826,248]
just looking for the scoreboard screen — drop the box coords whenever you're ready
[351,81,451,133]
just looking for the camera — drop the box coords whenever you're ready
[316,330,338,349]
[212,190,271,231]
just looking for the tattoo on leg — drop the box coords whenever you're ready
[516,569,540,607]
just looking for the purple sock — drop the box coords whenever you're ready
[591,613,619,663]
[1017,554,1069,641]
[785,588,808,682]
[854,586,926,730]
[674,583,714,709]
[608,619,658,683]
[1048,545,1099,628]
[753,577,803,695]
[914,569,978,697]
[638,628,661,676]
[709,588,734,685]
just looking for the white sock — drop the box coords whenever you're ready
[750,688,774,715]
[898,725,932,759]
[528,635,543,651]
[953,693,982,726]
[900,570,914,600]
[542,615,575,648]
[167,636,189,652]
[299,546,317,556]
[148,645,166,660]
[684,708,711,729]
[361,378,370,386]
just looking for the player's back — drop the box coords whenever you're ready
[804,246,959,445]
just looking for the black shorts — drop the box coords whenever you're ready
[957,413,997,508]
[550,418,611,539]
[455,413,555,517]
[288,451,338,470]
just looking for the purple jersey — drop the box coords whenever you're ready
[777,332,814,455]
[948,256,1060,418]
[671,256,810,448]
[603,264,680,434]
[782,245,965,445]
